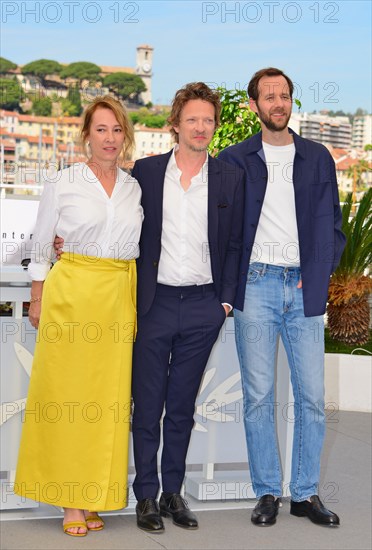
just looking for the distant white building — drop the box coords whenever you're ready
[352,115,372,150]
[135,45,154,105]
[134,125,172,160]
[290,112,352,149]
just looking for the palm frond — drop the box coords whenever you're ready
[335,188,372,276]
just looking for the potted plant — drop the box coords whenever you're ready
[327,188,372,346]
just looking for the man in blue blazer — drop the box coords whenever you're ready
[219,68,346,528]
[131,83,244,532]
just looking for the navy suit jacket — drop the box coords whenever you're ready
[132,150,245,317]
[219,129,346,317]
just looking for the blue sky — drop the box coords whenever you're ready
[1,0,371,112]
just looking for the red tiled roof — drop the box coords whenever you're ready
[1,132,55,145]
[0,131,32,139]
[0,109,20,117]
[337,158,362,171]
[18,114,81,124]
[58,143,83,152]
[135,125,171,133]
[27,135,54,145]
[332,148,349,159]
[100,66,135,74]
[0,140,15,149]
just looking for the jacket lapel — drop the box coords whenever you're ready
[207,155,222,246]
[152,150,173,232]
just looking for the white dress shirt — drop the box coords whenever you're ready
[157,147,213,286]
[28,162,144,281]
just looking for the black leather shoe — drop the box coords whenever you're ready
[251,495,280,526]
[159,493,198,529]
[136,498,164,532]
[290,495,340,526]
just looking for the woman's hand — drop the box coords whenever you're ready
[29,281,44,329]
[29,301,42,329]
[54,236,65,260]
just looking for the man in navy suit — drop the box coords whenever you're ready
[219,68,346,527]
[131,83,244,532]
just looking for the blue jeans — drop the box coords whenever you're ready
[234,263,325,501]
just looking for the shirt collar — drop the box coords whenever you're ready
[169,144,209,176]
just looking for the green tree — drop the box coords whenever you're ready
[129,108,168,128]
[0,57,17,74]
[60,99,77,116]
[364,144,372,152]
[346,159,371,202]
[354,108,368,116]
[0,78,23,110]
[129,112,140,124]
[103,72,145,101]
[208,88,261,156]
[21,59,62,81]
[326,110,349,117]
[60,62,101,83]
[64,84,82,115]
[32,96,52,116]
[141,114,167,128]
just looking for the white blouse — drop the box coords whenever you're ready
[28,163,144,281]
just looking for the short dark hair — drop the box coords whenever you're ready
[168,82,221,143]
[248,68,294,101]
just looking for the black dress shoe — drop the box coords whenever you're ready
[136,498,164,532]
[290,495,340,526]
[251,495,280,526]
[159,493,198,529]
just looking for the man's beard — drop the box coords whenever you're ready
[256,107,291,132]
[189,144,208,152]
[187,138,209,153]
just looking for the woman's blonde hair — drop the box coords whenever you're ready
[80,95,135,160]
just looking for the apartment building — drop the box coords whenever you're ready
[290,112,352,149]
[133,125,173,160]
[1,110,81,145]
[352,115,372,149]
[1,110,172,188]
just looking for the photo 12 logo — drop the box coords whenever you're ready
[1,1,140,24]
[201,2,340,24]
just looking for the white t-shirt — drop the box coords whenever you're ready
[250,142,300,266]
[251,141,300,266]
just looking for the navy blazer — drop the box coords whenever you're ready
[132,150,245,317]
[219,129,346,317]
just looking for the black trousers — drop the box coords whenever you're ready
[132,283,226,500]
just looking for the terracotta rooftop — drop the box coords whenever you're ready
[135,125,171,133]
[17,114,81,124]
[1,109,20,117]
[100,66,135,74]
[336,158,372,171]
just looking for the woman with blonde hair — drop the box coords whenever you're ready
[15,96,143,536]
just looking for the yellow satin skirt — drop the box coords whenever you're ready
[14,253,136,511]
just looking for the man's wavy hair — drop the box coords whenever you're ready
[168,82,221,143]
